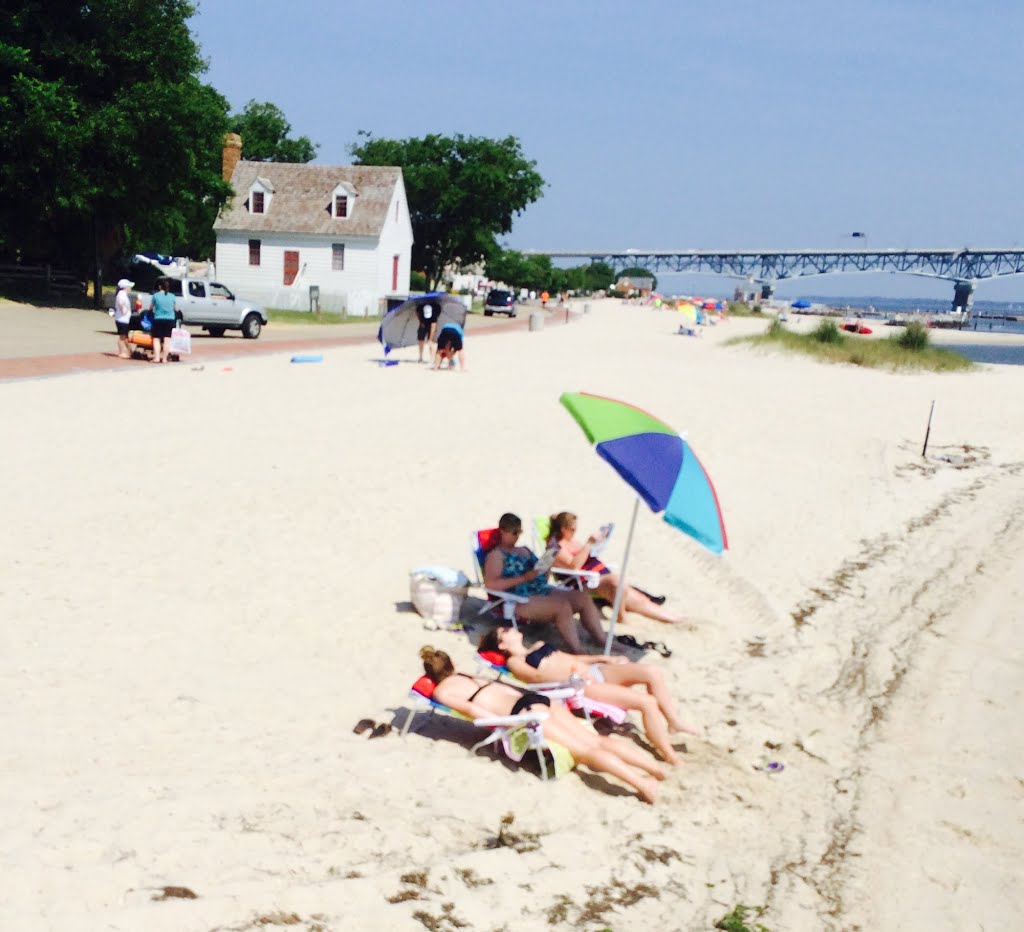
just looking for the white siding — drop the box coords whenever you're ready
[214,175,414,315]
[376,178,414,298]
[216,231,386,314]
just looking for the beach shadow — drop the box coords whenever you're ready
[393,600,418,614]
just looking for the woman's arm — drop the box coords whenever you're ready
[552,537,593,571]
[483,548,539,592]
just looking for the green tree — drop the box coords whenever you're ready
[350,132,545,290]
[228,99,318,163]
[0,0,232,300]
[485,248,613,295]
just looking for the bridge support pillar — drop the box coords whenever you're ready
[759,282,775,302]
[952,281,975,328]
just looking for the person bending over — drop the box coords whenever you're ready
[483,512,608,654]
[480,626,698,765]
[548,511,682,625]
[433,321,466,371]
[419,646,664,803]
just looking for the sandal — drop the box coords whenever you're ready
[353,718,375,735]
[614,634,641,649]
[643,640,673,658]
[369,723,393,739]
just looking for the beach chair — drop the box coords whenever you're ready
[401,674,575,780]
[476,649,628,727]
[531,516,603,590]
[531,516,604,592]
[470,528,529,626]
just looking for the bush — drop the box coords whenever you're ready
[409,271,427,291]
[895,320,931,352]
[813,318,843,344]
[766,317,784,337]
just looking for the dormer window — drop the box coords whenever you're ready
[248,177,274,215]
[331,182,356,219]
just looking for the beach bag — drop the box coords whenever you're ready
[140,311,153,333]
[169,326,192,355]
[410,567,470,630]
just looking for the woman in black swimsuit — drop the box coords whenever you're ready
[479,627,699,765]
[420,647,665,803]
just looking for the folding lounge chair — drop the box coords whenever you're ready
[401,674,576,780]
[470,528,530,626]
[476,649,628,727]
[531,516,606,594]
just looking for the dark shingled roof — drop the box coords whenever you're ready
[214,161,403,237]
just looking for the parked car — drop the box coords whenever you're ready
[483,289,516,318]
[133,277,268,338]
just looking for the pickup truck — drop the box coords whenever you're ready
[124,277,268,339]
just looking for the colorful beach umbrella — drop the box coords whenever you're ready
[559,392,728,652]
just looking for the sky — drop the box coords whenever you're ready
[191,0,1024,301]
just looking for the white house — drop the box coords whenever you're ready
[214,154,413,315]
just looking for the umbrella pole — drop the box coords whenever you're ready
[604,497,640,655]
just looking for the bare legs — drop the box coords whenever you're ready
[596,573,682,625]
[516,590,608,653]
[544,706,664,803]
[516,592,593,653]
[151,336,163,363]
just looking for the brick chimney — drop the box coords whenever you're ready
[222,132,242,181]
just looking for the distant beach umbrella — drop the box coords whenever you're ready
[791,299,812,309]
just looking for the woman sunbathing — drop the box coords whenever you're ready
[483,512,608,654]
[479,626,698,765]
[420,646,664,803]
[547,511,683,625]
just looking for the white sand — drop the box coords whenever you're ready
[2,301,1022,930]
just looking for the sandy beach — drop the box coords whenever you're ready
[2,300,1022,931]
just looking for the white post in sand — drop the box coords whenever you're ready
[604,497,640,655]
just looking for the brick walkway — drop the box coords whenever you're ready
[0,309,574,382]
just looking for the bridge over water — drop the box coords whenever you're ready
[533,249,1024,314]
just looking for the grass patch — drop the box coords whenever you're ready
[715,904,770,931]
[726,301,765,317]
[732,319,973,372]
[266,308,379,325]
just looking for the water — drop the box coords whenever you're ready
[938,343,1024,366]
[794,294,1024,365]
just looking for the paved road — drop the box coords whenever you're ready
[0,301,565,381]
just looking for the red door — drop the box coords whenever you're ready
[392,255,399,291]
[284,250,299,286]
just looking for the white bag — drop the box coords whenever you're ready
[169,326,192,355]
[410,569,469,630]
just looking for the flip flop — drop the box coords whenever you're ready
[643,640,673,658]
[615,634,641,649]
[369,723,393,739]
[353,718,375,735]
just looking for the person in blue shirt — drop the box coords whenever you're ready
[432,320,465,372]
[148,279,179,364]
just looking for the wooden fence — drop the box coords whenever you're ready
[0,263,84,300]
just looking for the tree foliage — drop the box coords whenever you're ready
[229,99,317,163]
[0,0,232,283]
[485,248,614,294]
[350,132,545,290]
